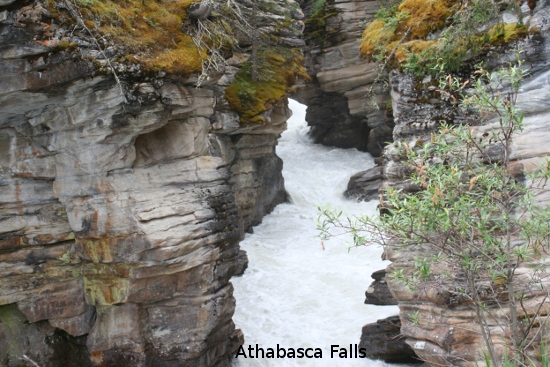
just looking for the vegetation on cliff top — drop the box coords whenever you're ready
[360,0,536,76]
[45,0,203,74]
[304,0,338,48]
[225,46,309,123]
[44,0,307,124]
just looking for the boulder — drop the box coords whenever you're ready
[345,165,382,202]
[364,269,397,306]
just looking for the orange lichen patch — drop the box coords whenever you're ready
[359,19,396,58]
[79,238,115,263]
[398,0,458,39]
[45,0,201,75]
[360,0,458,63]
[225,48,309,124]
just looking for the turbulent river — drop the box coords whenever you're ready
[232,100,405,367]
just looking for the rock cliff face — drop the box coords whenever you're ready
[380,3,550,365]
[4,0,549,365]
[299,0,393,157]
[0,0,302,365]
[302,0,550,364]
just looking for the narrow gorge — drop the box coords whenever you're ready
[1,0,550,366]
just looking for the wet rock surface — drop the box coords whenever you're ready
[359,315,420,364]
[345,165,382,202]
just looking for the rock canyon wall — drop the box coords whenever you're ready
[303,0,550,365]
[382,4,550,364]
[3,0,550,365]
[299,0,394,157]
[0,0,303,365]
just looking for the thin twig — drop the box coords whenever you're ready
[64,0,127,102]
[364,24,413,111]
[22,355,41,367]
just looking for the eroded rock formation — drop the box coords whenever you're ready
[364,269,397,306]
[288,0,550,364]
[299,0,394,157]
[0,0,303,365]
[344,165,382,202]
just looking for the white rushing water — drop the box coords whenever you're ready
[232,100,406,367]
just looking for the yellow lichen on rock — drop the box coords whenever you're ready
[360,0,532,74]
[484,22,529,44]
[143,36,203,74]
[360,0,457,64]
[398,0,457,39]
[394,40,438,64]
[84,275,129,306]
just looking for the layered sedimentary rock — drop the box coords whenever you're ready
[380,3,550,365]
[299,0,393,157]
[0,0,303,365]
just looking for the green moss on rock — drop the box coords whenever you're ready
[45,0,202,75]
[484,22,529,44]
[360,0,457,63]
[225,47,309,123]
[304,0,338,48]
[360,0,533,75]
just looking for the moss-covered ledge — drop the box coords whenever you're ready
[360,0,539,76]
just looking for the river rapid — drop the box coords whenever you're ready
[232,100,407,367]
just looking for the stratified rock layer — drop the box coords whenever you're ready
[299,0,393,157]
[0,0,302,365]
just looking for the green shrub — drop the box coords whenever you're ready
[319,57,550,366]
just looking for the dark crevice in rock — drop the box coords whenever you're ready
[47,329,93,367]
[0,303,93,367]
[307,90,371,151]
